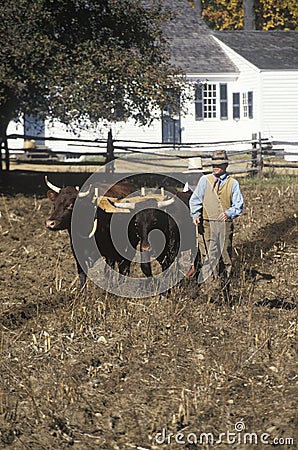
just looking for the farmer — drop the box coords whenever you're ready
[189,150,243,299]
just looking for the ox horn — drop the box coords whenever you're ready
[157,197,175,208]
[45,176,61,194]
[113,201,135,210]
[78,186,91,198]
[88,218,98,238]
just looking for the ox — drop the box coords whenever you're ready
[45,177,139,288]
[111,188,196,277]
[46,178,196,290]
[112,195,177,277]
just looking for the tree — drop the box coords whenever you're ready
[201,0,243,30]
[0,0,186,141]
[200,0,298,30]
[255,0,298,30]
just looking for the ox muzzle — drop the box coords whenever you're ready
[46,219,58,230]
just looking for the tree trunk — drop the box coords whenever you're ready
[0,91,19,170]
[0,93,18,141]
[244,0,256,30]
[190,1,202,17]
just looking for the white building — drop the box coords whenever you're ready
[213,30,298,161]
[7,0,298,160]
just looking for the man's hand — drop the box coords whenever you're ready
[193,217,200,225]
[217,212,228,221]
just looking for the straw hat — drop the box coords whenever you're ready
[183,157,205,173]
[211,150,229,165]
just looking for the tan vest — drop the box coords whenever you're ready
[202,174,234,220]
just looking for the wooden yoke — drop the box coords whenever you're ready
[95,193,172,213]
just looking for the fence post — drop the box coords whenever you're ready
[251,133,258,170]
[257,131,264,173]
[0,137,9,171]
[4,138,9,171]
[0,139,2,171]
[105,129,115,174]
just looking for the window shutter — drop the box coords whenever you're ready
[195,85,203,120]
[248,91,253,119]
[220,83,228,120]
[233,93,240,119]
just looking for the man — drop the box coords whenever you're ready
[189,150,243,299]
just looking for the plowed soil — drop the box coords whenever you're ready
[0,172,297,449]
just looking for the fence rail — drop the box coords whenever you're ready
[1,131,298,175]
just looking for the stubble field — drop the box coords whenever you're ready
[0,171,297,449]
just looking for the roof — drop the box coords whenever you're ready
[214,31,298,70]
[144,0,238,74]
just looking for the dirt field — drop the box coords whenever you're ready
[0,171,297,449]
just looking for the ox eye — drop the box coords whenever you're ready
[66,203,73,210]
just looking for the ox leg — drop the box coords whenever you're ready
[141,251,153,277]
[74,256,87,290]
[78,266,87,290]
[70,235,87,290]
[105,259,113,271]
[158,245,176,273]
[118,258,131,276]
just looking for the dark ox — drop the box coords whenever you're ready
[112,189,196,278]
[116,197,177,278]
[46,177,138,288]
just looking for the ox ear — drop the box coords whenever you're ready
[47,190,58,202]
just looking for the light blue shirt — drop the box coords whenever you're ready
[189,173,244,220]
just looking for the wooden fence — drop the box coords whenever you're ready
[1,131,298,175]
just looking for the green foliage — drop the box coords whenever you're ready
[0,0,186,137]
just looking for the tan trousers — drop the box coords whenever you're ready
[197,220,234,285]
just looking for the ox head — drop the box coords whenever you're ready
[45,177,80,231]
[45,176,92,232]
[113,194,175,252]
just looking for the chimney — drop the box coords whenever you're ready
[244,0,256,30]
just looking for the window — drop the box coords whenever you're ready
[233,93,240,119]
[243,91,253,119]
[248,91,253,118]
[243,92,248,117]
[220,84,228,119]
[204,84,216,118]
[195,83,217,120]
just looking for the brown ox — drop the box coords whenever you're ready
[46,177,138,289]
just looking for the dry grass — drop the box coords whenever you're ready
[0,174,297,449]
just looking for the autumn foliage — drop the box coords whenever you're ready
[190,0,298,30]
